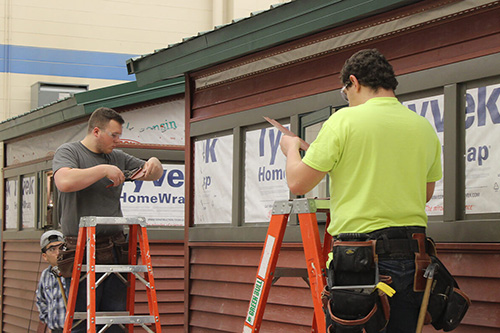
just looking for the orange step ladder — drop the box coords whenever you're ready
[63,216,161,332]
[243,198,332,333]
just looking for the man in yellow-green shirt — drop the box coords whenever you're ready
[280,49,442,332]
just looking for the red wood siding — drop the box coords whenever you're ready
[135,241,185,332]
[189,242,500,332]
[190,3,500,121]
[1,239,185,332]
[189,244,313,332]
[2,241,45,332]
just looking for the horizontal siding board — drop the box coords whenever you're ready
[136,290,184,303]
[4,269,43,281]
[3,285,40,301]
[134,302,184,314]
[3,241,41,252]
[3,303,40,323]
[459,301,500,328]
[438,253,500,278]
[141,266,184,279]
[158,313,184,325]
[3,251,44,262]
[135,279,184,291]
[133,327,183,333]
[3,260,48,272]
[3,322,37,333]
[455,277,500,303]
[191,264,309,288]
[190,295,313,326]
[190,246,307,267]
[3,295,40,313]
[190,247,262,266]
[3,312,38,331]
[190,279,313,307]
[4,277,40,289]
[149,242,185,255]
[151,256,184,267]
[190,310,310,332]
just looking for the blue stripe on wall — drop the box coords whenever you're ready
[0,44,138,81]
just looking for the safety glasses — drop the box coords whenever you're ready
[340,86,349,103]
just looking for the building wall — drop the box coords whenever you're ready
[182,1,500,331]
[188,243,500,332]
[0,0,286,121]
[1,239,185,332]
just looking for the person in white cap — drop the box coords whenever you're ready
[36,230,67,333]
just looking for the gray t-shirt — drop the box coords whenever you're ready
[53,141,144,237]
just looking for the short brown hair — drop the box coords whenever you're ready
[87,107,124,133]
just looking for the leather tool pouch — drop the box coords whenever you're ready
[57,246,76,278]
[112,232,130,264]
[427,255,470,331]
[95,238,115,264]
[322,234,390,333]
[413,233,433,292]
[56,234,120,278]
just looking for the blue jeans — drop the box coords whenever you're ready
[378,259,423,333]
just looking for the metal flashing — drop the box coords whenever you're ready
[0,77,185,141]
[127,0,420,86]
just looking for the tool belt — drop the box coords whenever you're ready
[57,232,130,278]
[322,227,470,332]
[322,233,391,333]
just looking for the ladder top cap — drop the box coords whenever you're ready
[79,216,147,227]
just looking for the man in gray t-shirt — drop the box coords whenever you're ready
[53,141,144,236]
[53,107,163,332]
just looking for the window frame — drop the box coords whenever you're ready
[188,53,500,243]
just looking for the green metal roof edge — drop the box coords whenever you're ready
[0,77,185,141]
[75,76,185,113]
[0,97,86,141]
[127,0,419,86]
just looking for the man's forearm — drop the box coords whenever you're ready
[54,166,108,192]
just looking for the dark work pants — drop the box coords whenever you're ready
[325,259,423,332]
[378,259,423,333]
[65,273,127,332]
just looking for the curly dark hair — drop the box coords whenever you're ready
[340,49,398,91]
[87,107,124,133]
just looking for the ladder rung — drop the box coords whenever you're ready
[73,311,130,320]
[95,315,155,325]
[80,264,149,273]
[273,268,310,286]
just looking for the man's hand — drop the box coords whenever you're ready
[280,135,302,157]
[104,165,126,187]
[279,135,326,195]
[139,157,164,181]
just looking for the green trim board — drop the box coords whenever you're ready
[127,0,420,86]
[0,77,185,141]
